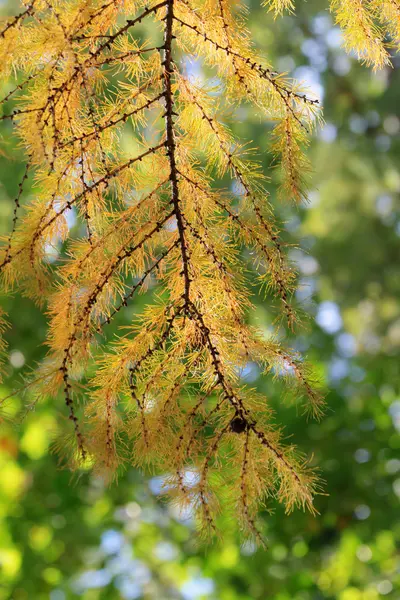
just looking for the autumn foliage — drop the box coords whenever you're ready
[0,0,397,541]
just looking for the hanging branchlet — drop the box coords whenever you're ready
[266,0,399,69]
[0,0,391,541]
[263,0,295,16]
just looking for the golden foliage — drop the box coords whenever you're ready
[0,0,391,540]
[267,0,400,69]
[0,308,8,384]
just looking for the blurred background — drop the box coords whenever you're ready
[0,0,399,598]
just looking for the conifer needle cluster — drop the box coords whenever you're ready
[0,0,396,540]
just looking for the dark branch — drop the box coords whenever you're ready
[163,0,191,311]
